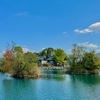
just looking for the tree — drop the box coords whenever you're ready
[14,46,23,53]
[46,48,54,58]
[12,50,39,78]
[3,50,13,60]
[68,44,85,68]
[24,52,39,76]
[54,48,67,65]
[12,52,26,76]
[1,43,40,78]
[0,58,6,68]
[83,51,100,73]
[67,44,100,74]
[39,47,54,58]
[25,52,38,63]
[12,47,39,77]
[2,49,14,72]
[67,44,86,74]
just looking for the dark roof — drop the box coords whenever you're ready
[39,56,55,61]
[39,56,46,60]
[47,56,54,61]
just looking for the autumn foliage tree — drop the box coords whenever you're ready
[1,50,14,73]
[4,50,13,60]
[0,42,15,72]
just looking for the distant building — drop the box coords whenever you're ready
[38,56,67,67]
[38,56,47,66]
[38,56,56,66]
[47,56,56,66]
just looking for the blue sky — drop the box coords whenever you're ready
[0,0,100,54]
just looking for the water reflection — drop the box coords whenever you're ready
[1,72,100,100]
[40,69,66,81]
[68,74,100,100]
[70,74,100,85]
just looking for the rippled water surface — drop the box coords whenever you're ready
[0,70,100,100]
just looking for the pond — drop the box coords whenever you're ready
[0,69,100,100]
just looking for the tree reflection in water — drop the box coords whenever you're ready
[40,69,66,81]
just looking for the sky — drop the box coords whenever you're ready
[0,0,100,54]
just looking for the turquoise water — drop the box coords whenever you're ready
[0,70,100,100]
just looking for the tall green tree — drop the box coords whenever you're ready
[83,51,100,72]
[39,47,54,58]
[54,48,67,65]
[0,58,6,68]
[12,52,26,76]
[24,52,38,63]
[14,46,23,53]
[12,50,39,77]
[68,44,85,68]
[67,44,86,74]
[68,44,100,74]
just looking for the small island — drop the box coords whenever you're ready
[0,44,40,78]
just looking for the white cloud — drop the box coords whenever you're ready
[62,32,67,34]
[15,12,27,16]
[95,49,100,53]
[0,51,5,54]
[2,51,5,54]
[0,51,5,57]
[67,49,72,53]
[74,29,92,34]
[22,47,34,53]
[0,47,34,56]
[62,32,69,37]
[79,42,99,48]
[42,48,45,51]
[74,22,100,34]
[0,52,2,55]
